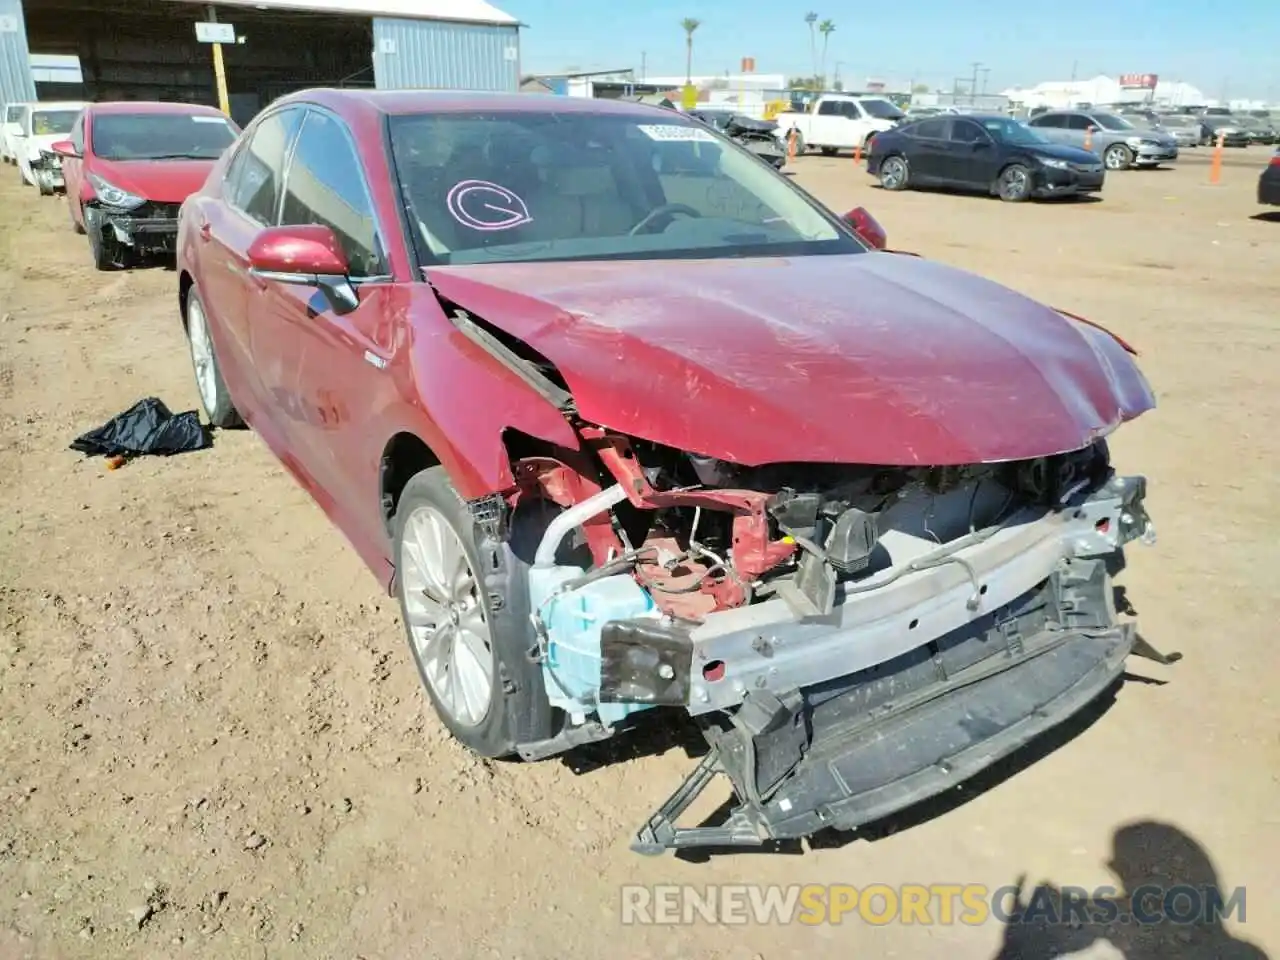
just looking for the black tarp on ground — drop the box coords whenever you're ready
[70,398,211,458]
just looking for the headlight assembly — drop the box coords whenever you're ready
[88,173,146,211]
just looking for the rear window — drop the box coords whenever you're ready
[5,105,22,123]
[32,110,79,135]
[92,112,238,161]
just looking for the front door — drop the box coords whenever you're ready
[945,118,1000,187]
[249,106,399,546]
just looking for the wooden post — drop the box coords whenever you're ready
[208,5,231,117]
[1209,130,1225,185]
[787,127,797,162]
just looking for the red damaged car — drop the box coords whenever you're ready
[52,101,240,269]
[176,89,1167,855]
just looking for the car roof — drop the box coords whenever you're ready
[271,88,689,122]
[30,101,88,111]
[89,100,228,117]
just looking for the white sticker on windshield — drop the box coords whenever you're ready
[191,116,230,123]
[637,124,717,143]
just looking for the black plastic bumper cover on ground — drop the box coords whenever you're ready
[632,622,1136,854]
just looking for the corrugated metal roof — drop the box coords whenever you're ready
[169,0,518,25]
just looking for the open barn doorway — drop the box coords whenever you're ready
[21,0,374,127]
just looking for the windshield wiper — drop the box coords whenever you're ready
[130,153,217,161]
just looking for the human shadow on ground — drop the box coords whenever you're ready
[990,821,1268,960]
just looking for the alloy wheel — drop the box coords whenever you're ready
[400,505,495,727]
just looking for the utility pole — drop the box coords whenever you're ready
[207,4,230,116]
[969,61,982,105]
[979,67,990,96]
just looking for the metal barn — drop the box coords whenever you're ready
[0,0,521,126]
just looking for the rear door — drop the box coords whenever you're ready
[1028,112,1068,144]
[252,105,398,543]
[904,117,951,181]
[194,106,305,434]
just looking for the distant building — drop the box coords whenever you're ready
[1000,75,1210,110]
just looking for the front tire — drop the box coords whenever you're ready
[996,163,1033,202]
[879,155,910,191]
[394,469,556,758]
[184,288,243,428]
[1104,144,1133,170]
[84,208,122,271]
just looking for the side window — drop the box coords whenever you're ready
[1029,114,1058,128]
[229,107,304,226]
[912,118,948,139]
[279,109,386,278]
[950,120,985,143]
[841,102,861,119]
[1067,115,1094,131]
[817,100,843,116]
[71,114,85,154]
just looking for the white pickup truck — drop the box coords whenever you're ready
[772,94,906,156]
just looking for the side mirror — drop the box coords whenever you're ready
[246,224,358,314]
[51,139,78,158]
[843,206,887,250]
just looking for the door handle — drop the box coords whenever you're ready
[198,221,212,242]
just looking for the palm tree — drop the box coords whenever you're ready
[804,12,818,81]
[818,20,835,88]
[681,18,700,85]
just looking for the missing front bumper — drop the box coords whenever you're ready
[633,619,1141,855]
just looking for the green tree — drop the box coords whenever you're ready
[681,18,701,84]
[818,20,835,89]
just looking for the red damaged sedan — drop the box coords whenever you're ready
[53,101,239,269]
[176,89,1166,856]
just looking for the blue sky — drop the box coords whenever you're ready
[502,0,1279,100]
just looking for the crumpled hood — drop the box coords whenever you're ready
[92,157,218,204]
[425,253,1155,466]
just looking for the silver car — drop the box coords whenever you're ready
[1154,113,1206,147]
[1027,109,1179,169]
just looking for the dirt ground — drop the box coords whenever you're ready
[1,148,1278,960]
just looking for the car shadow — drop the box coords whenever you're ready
[990,821,1270,959]
[1249,211,1280,223]
[867,183,1104,204]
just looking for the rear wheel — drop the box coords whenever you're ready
[879,155,910,191]
[996,163,1033,202]
[184,288,243,428]
[393,469,556,758]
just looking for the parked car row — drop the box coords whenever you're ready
[9,87,1167,856]
[4,98,241,269]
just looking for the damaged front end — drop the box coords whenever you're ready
[30,149,64,194]
[90,200,183,258]
[487,415,1164,854]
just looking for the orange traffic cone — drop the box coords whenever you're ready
[1209,130,1225,184]
[787,128,797,162]
[1084,126,1094,151]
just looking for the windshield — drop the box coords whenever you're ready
[91,112,238,160]
[860,98,906,120]
[1091,113,1134,131]
[979,117,1051,145]
[388,110,861,266]
[32,110,79,135]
